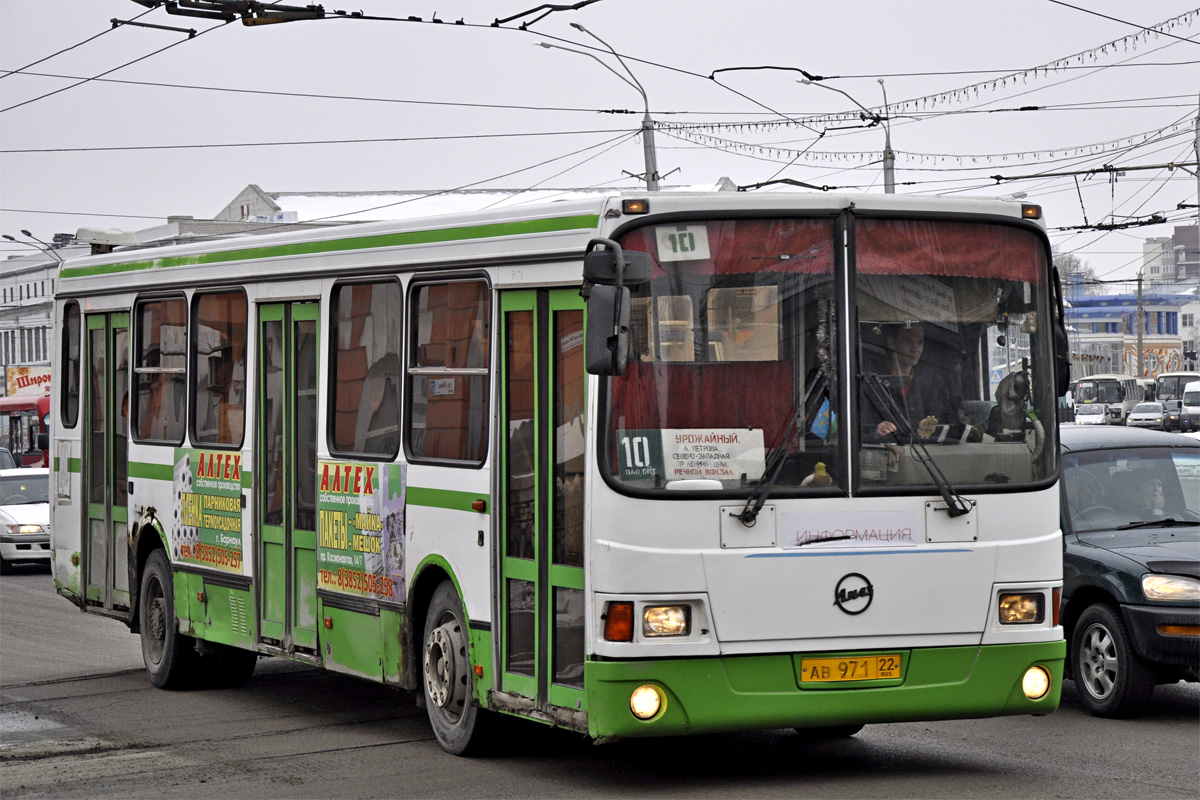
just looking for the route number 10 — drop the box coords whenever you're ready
[655,225,710,262]
[621,435,652,468]
[665,231,697,255]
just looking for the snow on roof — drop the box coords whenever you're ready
[268,181,736,223]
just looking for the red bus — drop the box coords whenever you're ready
[0,393,50,467]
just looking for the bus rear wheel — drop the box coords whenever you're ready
[203,643,258,688]
[422,581,489,755]
[139,549,200,689]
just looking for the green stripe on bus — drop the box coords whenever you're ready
[56,458,480,510]
[407,487,483,513]
[60,214,601,279]
[128,461,173,482]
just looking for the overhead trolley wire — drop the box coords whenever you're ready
[0,4,159,81]
[0,127,635,154]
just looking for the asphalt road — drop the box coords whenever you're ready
[2,564,1197,799]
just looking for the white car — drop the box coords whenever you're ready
[1182,380,1200,432]
[1126,402,1167,430]
[0,468,50,573]
[1074,403,1110,425]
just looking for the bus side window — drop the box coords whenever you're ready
[330,279,402,459]
[407,279,490,463]
[134,297,188,444]
[192,290,247,447]
[61,301,81,428]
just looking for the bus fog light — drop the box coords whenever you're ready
[629,685,662,719]
[642,605,689,637]
[999,593,1043,624]
[1022,666,1050,700]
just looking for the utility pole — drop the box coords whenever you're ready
[639,110,660,192]
[879,80,895,194]
[1136,271,1145,378]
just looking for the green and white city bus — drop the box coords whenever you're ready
[49,192,1070,754]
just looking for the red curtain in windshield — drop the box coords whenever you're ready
[611,361,795,446]
[619,219,835,278]
[857,218,1043,284]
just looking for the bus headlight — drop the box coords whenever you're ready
[999,593,1044,624]
[642,605,689,637]
[629,684,663,719]
[1143,574,1200,602]
[1022,666,1051,700]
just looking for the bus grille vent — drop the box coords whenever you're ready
[229,593,250,636]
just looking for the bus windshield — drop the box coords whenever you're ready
[1156,373,1200,402]
[602,216,1056,494]
[1076,379,1123,405]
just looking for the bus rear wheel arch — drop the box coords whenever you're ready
[138,547,258,690]
[139,549,201,689]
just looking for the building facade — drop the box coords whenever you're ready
[1066,281,1197,377]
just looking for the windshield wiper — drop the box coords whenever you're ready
[734,373,827,527]
[1116,518,1198,530]
[860,372,972,518]
[792,534,853,548]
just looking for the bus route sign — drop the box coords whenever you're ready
[616,428,765,482]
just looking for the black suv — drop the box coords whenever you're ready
[1059,425,1199,717]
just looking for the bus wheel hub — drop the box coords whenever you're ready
[424,623,466,711]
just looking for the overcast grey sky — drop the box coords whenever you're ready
[1,0,1197,283]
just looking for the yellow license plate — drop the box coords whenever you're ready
[801,654,902,683]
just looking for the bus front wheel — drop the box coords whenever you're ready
[422,581,489,755]
[139,549,200,689]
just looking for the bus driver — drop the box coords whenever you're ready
[864,322,965,441]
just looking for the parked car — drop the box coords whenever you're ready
[1074,403,1110,425]
[0,468,50,573]
[1059,426,1199,717]
[1126,402,1167,430]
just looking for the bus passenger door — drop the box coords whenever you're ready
[84,312,130,612]
[256,302,320,656]
[499,289,587,713]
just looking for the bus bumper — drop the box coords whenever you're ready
[584,641,1064,740]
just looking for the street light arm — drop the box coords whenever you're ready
[569,22,648,112]
[798,78,877,121]
[538,27,661,191]
[8,231,64,263]
[536,42,644,104]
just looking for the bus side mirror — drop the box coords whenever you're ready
[36,433,48,452]
[1052,266,1071,397]
[581,237,649,376]
[582,247,652,289]
[586,284,630,376]
[1053,319,1070,397]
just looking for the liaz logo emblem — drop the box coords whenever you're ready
[834,573,873,615]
